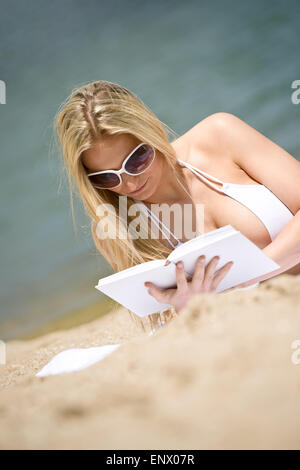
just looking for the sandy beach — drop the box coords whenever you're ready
[1,273,300,450]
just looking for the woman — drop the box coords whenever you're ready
[54,80,300,333]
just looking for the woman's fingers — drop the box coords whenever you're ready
[145,261,188,306]
[175,261,188,291]
[144,256,234,310]
[191,255,205,287]
[145,282,173,304]
[211,261,234,290]
[202,256,220,290]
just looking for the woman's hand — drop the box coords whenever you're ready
[144,255,234,315]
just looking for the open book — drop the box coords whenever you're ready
[95,225,280,317]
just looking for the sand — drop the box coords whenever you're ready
[1,273,300,450]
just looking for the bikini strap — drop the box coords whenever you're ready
[136,201,182,249]
[176,158,226,193]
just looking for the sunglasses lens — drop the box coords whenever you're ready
[125,144,154,174]
[89,172,120,189]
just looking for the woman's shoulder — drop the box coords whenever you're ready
[171,113,237,169]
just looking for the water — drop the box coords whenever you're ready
[0,0,299,340]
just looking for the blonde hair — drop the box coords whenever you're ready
[53,80,193,332]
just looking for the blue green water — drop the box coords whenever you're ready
[0,0,299,340]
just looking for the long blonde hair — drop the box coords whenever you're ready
[53,80,192,332]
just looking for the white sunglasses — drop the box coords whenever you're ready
[86,143,156,189]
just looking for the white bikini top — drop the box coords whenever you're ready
[134,157,294,249]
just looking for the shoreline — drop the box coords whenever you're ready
[15,297,118,342]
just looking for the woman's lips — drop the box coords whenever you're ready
[130,178,149,194]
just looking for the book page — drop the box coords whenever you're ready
[97,258,165,287]
[96,261,177,316]
[167,225,236,262]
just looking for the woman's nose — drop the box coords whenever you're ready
[121,174,141,191]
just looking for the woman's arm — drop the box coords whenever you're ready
[235,210,300,288]
[208,112,300,287]
[262,209,300,272]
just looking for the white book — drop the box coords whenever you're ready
[94,225,279,317]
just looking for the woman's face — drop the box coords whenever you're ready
[81,133,165,200]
